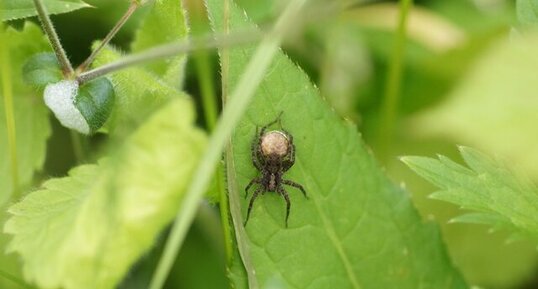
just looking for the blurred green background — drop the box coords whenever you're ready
[5,0,538,288]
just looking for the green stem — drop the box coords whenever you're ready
[77,1,139,72]
[147,1,307,288]
[185,0,232,263]
[77,29,261,85]
[32,0,74,77]
[194,51,219,131]
[0,23,19,199]
[215,165,232,262]
[69,130,86,163]
[0,269,32,289]
[220,0,260,286]
[378,0,413,158]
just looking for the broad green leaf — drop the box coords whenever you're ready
[208,1,467,288]
[516,0,538,26]
[92,46,181,134]
[0,22,51,205]
[22,52,62,87]
[1,0,90,21]
[75,77,115,133]
[408,34,538,180]
[4,97,207,289]
[402,146,538,242]
[131,0,188,88]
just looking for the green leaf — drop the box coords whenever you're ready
[131,0,188,88]
[0,22,51,205]
[92,45,181,135]
[22,52,62,87]
[75,77,115,133]
[4,97,207,289]
[408,34,538,180]
[208,1,467,288]
[1,0,91,21]
[402,146,538,242]
[516,0,538,26]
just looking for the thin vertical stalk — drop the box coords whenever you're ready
[185,0,232,264]
[378,0,413,157]
[0,24,19,198]
[148,1,307,288]
[220,0,260,286]
[32,0,74,76]
[77,1,139,72]
[195,52,219,131]
[0,269,33,289]
[69,131,86,163]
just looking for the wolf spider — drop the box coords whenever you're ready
[244,113,307,227]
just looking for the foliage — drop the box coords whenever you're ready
[5,98,206,289]
[516,0,538,26]
[209,0,466,288]
[403,147,538,243]
[0,23,51,205]
[1,0,538,289]
[0,0,90,21]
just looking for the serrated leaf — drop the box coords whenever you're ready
[22,52,62,87]
[449,213,508,225]
[131,0,188,88]
[92,45,182,135]
[516,0,538,26]
[409,34,538,180]
[402,146,538,243]
[4,98,207,289]
[75,77,115,133]
[1,0,90,21]
[208,1,467,288]
[0,22,51,205]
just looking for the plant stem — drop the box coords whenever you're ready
[184,0,233,263]
[219,0,261,286]
[378,0,412,158]
[215,165,232,261]
[0,269,32,289]
[195,51,218,131]
[77,1,139,72]
[0,24,19,199]
[32,0,74,77]
[147,0,307,288]
[70,131,86,163]
[77,29,261,84]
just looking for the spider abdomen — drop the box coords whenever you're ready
[260,130,289,157]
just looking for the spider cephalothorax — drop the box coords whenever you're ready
[244,113,307,227]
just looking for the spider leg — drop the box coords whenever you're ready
[282,179,308,199]
[251,129,262,170]
[280,128,295,171]
[245,177,261,199]
[244,187,264,226]
[260,111,284,135]
[278,186,291,228]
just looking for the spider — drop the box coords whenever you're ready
[244,113,308,227]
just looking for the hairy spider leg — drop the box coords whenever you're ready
[260,112,283,136]
[244,177,261,199]
[282,179,308,199]
[278,186,291,227]
[245,187,264,226]
[251,126,263,170]
[280,128,295,171]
